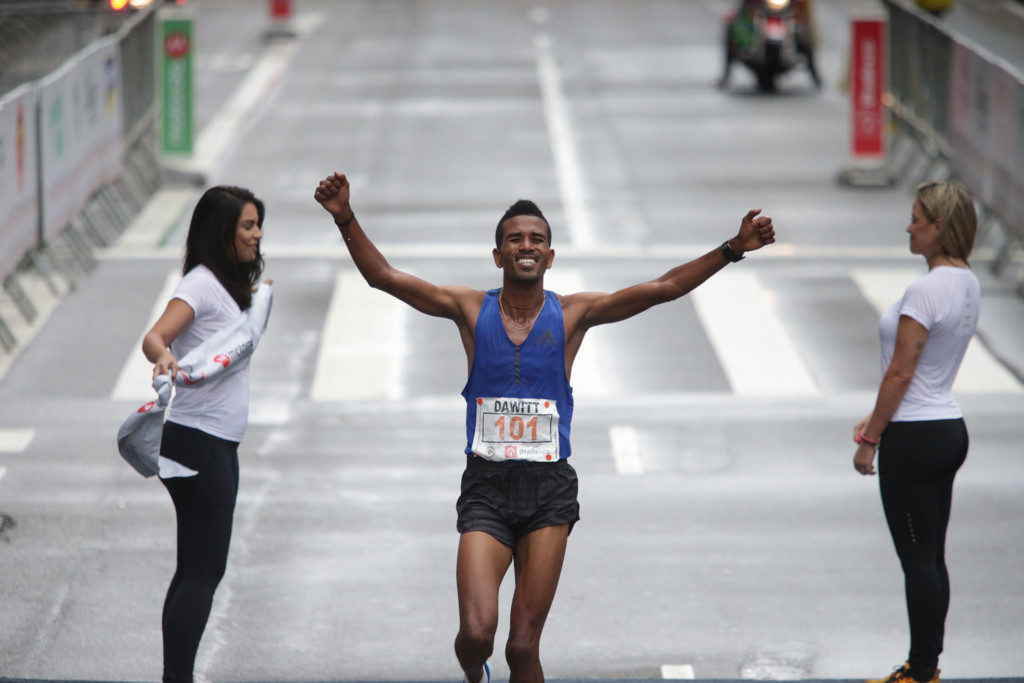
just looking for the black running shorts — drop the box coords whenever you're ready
[456,456,580,547]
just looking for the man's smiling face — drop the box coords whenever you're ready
[493,215,554,282]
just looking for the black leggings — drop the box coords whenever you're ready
[878,419,968,676]
[159,421,240,683]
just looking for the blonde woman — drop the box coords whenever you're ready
[854,183,979,683]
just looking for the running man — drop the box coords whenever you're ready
[314,172,775,683]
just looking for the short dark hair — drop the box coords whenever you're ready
[495,199,551,248]
[183,185,265,310]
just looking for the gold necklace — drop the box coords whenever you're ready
[498,288,544,330]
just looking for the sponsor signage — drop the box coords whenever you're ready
[158,10,194,155]
[850,18,887,159]
[38,38,124,239]
[0,85,40,278]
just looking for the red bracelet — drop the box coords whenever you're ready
[856,435,878,446]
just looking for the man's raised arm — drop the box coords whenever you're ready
[314,172,475,321]
[569,209,776,329]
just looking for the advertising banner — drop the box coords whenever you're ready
[850,19,887,159]
[0,84,40,279]
[159,10,194,155]
[38,36,124,240]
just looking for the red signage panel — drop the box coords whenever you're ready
[850,19,887,159]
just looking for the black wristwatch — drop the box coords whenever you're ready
[721,240,745,262]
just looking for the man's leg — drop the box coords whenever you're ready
[456,531,513,683]
[505,524,570,683]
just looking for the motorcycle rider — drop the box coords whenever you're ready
[717,0,822,90]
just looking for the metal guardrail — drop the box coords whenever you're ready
[884,0,1024,289]
[0,4,160,353]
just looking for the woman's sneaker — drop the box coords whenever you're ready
[867,663,940,683]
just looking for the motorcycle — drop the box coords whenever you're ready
[719,0,820,92]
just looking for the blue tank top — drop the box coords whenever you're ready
[462,289,574,460]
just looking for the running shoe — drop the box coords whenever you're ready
[866,663,940,683]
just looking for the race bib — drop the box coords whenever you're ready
[471,397,559,463]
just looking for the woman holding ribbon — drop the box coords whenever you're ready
[141,186,268,683]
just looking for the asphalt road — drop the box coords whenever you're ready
[1,0,1023,681]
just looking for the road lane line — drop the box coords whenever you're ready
[661,664,696,679]
[851,269,1022,394]
[0,429,35,453]
[310,271,405,401]
[166,11,327,180]
[112,188,196,250]
[0,466,6,483]
[534,33,595,249]
[543,269,608,396]
[111,271,180,402]
[610,425,643,475]
[692,271,818,396]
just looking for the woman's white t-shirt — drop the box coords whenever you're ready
[166,264,251,442]
[879,266,980,421]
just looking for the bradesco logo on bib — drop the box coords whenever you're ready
[472,397,559,462]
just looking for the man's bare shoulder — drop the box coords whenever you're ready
[556,290,604,310]
[443,285,487,311]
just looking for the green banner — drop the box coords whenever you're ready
[158,11,193,155]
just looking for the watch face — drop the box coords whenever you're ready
[722,242,743,262]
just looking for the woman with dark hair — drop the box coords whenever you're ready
[142,185,267,683]
[855,182,979,683]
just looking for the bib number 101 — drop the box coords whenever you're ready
[493,415,539,441]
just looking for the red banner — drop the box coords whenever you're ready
[850,19,887,159]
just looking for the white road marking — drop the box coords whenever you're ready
[310,271,406,401]
[99,242,965,262]
[661,664,696,679]
[111,271,180,402]
[534,33,595,249]
[852,269,1022,394]
[528,6,550,25]
[197,53,257,73]
[609,424,643,475]
[543,268,608,396]
[166,11,327,179]
[692,271,818,396]
[112,188,196,250]
[0,466,6,483]
[0,429,35,453]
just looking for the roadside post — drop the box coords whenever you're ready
[838,16,894,187]
[156,5,194,158]
[264,0,297,40]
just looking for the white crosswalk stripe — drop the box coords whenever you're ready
[691,271,818,396]
[851,269,1022,394]
[114,266,1022,406]
[609,424,643,475]
[310,270,406,401]
[543,268,608,397]
[661,664,696,679]
[111,271,181,402]
[0,428,34,453]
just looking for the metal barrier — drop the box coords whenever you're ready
[885,0,1024,290]
[0,5,159,354]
